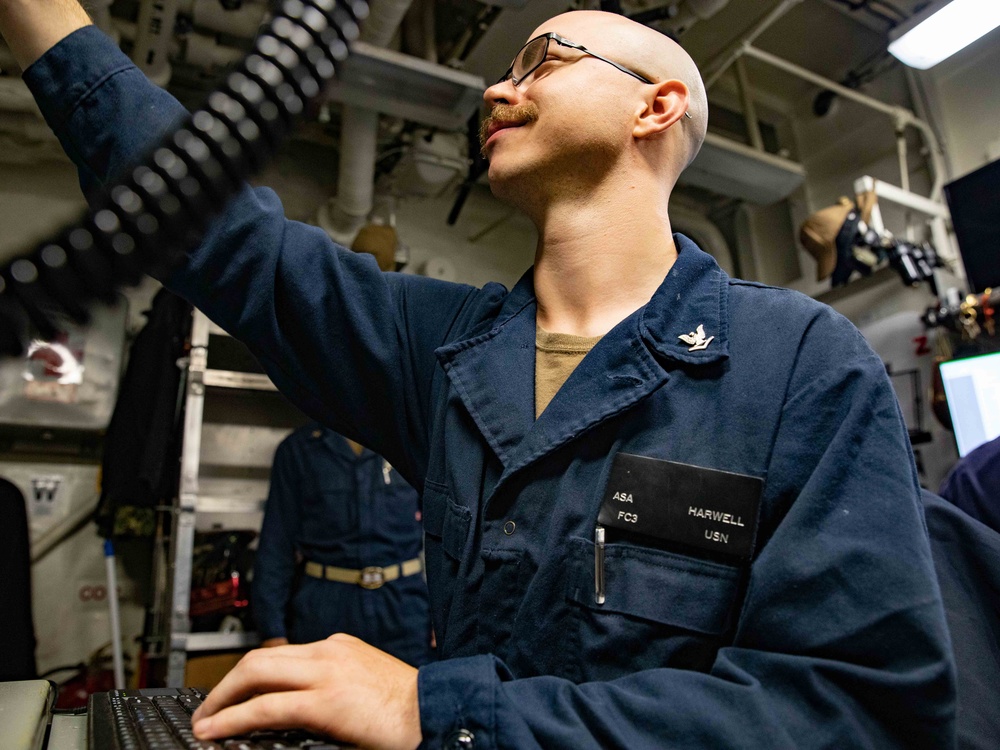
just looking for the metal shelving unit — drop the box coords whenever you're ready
[165,310,306,686]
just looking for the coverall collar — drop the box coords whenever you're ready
[435,234,730,476]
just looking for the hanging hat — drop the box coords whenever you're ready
[799,197,855,281]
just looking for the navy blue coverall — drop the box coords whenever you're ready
[939,435,1000,534]
[253,424,433,666]
[24,27,957,750]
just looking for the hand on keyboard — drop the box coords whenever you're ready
[98,689,352,749]
[191,633,421,750]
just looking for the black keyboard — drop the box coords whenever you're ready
[87,687,355,749]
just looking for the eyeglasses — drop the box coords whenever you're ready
[498,32,653,87]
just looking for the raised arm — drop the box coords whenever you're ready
[0,0,91,69]
[14,20,496,487]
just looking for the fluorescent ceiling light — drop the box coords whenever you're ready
[888,0,1000,70]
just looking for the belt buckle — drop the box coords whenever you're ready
[360,566,385,590]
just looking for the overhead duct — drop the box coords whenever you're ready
[681,132,805,204]
[323,43,484,129]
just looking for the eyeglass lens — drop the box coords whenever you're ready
[514,36,548,82]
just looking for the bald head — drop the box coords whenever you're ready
[532,11,708,169]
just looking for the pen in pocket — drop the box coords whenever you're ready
[594,525,605,605]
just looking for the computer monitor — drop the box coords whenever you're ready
[943,159,1000,294]
[939,351,1000,457]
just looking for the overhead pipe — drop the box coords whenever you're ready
[322,107,381,242]
[733,56,764,152]
[702,0,805,89]
[903,67,952,183]
[740,44,947,200]
[319,0,416,244]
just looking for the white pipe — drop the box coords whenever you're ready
[337,107,380,221]
[132,0,180,87]
[321,107,380,242]
[322,0,416,244]
[741,44,946,201]
[908,118,947,200]
[896,130,910,194]
[104,540,127,690]
[703,0,805,88]
[853,176,949,220]
[903,67,952,185]
[734,56,764,152]
[743,44,908,120]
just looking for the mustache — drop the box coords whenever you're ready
[479,103,540,155]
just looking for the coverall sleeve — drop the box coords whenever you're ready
[252,439,301,641]
[416,310,956,749]
[21,26,488,485]
[938,437,1000,531]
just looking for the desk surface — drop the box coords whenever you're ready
[48,715,87,750]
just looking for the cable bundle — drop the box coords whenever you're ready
[0,0,370,356]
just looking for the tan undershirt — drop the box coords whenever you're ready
[535,326,603,418]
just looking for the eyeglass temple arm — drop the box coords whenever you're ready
[553,37,653,84]
[555,37,693,118]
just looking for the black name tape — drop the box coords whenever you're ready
[598,453,763,559]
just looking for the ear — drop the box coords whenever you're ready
[633,78,690,140]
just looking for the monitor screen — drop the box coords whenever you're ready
[943,159,1000,293]
[939,351,1000,457]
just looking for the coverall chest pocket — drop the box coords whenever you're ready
[564,536,743,680]
[422,481,470,560]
